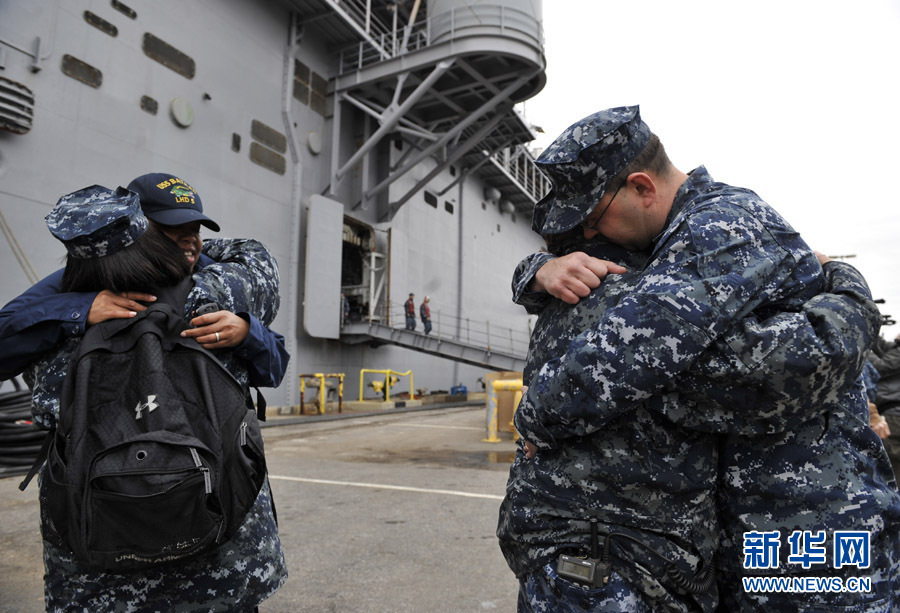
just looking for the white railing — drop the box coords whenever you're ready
[490,144,551,204]
[363,301,531,358]
[337,3,543,73]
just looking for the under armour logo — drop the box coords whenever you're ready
[134,395,159,420]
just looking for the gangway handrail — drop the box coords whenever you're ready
[362,301,531,359]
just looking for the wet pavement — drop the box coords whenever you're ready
[0,405,521,612]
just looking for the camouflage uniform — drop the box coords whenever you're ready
[501,237,720,613]
[26,190,287,611]
[664,260,899,611]
[503,234,897,611]
[505,108,900,611]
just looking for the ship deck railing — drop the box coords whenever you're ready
[487,144,552,207]
[337,3,543,74]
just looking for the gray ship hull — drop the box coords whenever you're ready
[0,0,549,407]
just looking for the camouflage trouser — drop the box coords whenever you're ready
[41,479,286,612]
[518,562,655,613]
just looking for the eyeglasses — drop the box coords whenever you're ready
[579,184,622,232]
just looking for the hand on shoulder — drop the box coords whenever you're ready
[531,252,627,304]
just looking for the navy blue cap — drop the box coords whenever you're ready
[45,185,148,259]
[126,172,220,232]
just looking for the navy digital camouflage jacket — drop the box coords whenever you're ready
[504,168,900,610]
[501,237,720,612]
[513,168,828,447]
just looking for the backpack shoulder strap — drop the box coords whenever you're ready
[18,429,52,491]
[255,387,267,422]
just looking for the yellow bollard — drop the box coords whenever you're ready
[317,374,326,414]
[511,388,522,441]
[483,378,522,443]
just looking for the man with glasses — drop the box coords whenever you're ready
[500,106,900,611]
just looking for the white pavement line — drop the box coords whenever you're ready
[386,423,481,431]
[269,475,504,501]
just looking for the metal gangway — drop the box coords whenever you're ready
[340,302,528,372]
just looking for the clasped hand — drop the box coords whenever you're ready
[531,252,626,304]
[88,290,249,348]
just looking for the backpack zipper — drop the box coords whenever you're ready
[239,421,248,446]
[190,447,212,494]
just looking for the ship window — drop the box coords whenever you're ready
[293,59,328,117]
[232,133,241,152]
[444,201,454,214]
[424,191,437,208]
[143,33,195,79]
[111,0,136,19]
[497,224,501,233]
[249,119,285,174]
[311,72,327,96]
[310,72,327,115]
[251,120,287,154]
[511,213,517,223]
[450,165,456,177]
[140,95,158,115]
[481,202,486,210]
[61,55,102,88]
[295,60,310,84]
[249,142,286,175]
[84,11,118,36]
[310,91,327,116]
[293,79,309,104]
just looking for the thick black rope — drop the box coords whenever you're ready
[0,379,46,477]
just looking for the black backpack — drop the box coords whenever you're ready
[21,278,267,570]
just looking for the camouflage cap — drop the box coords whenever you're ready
[45,185,148,259]
[127,172,220,232]
[532,105,651,235]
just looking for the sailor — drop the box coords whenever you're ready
[341,291,350,327]
[26,184,287,610]
[503,106,900,611]
[0,172,288,390]
[420,295,432,335]
[405,292,416,331]
[867,334,900,480]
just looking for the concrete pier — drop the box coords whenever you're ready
[0,405,520,612]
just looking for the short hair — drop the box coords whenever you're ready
[608,133,672,191]
[61,223,191,293]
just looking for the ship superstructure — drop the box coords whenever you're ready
[0,0,549,407]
